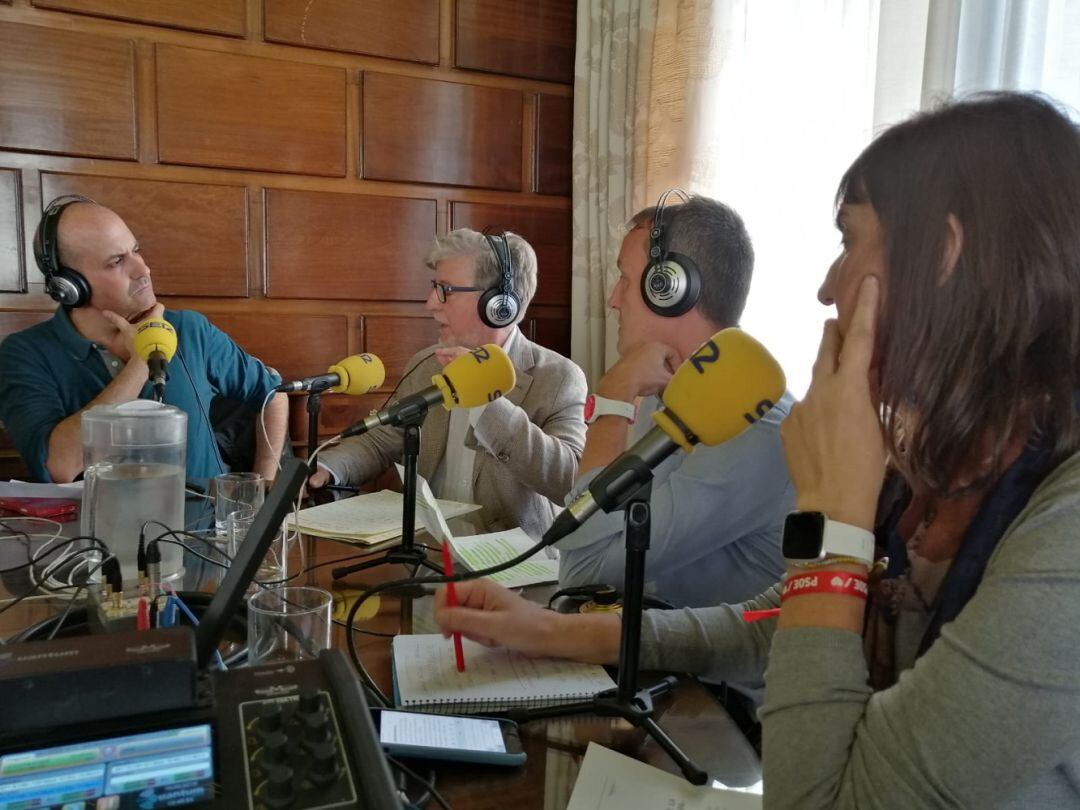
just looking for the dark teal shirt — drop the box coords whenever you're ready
[0,307,281,481]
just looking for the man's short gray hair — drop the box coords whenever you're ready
[424,228,539,316]
[628,196,753,328]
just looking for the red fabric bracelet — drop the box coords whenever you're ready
[781,571,869,602]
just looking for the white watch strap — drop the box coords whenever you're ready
[587,395,636,424]
[823,520,875,565]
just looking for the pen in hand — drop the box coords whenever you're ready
[441,541,466,672]
[741,608,781,622]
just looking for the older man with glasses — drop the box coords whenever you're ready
[309,229,587,540]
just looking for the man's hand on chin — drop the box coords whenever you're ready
[596,341,680,401]
[101,302,164,360]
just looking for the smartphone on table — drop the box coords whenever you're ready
[0,497,79,520]
[371,708,526,766]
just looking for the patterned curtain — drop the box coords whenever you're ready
[569,0,657,384]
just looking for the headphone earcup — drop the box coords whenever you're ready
[641,251,702,317]
[47,269,92,308]
[34,194,95,308]
[478,287,521,328]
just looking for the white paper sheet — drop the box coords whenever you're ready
[567,743,762,810]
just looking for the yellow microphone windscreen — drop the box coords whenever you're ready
[328,354,385,395]
[653,328,786,452]
[133,319,178,363]
[433,344,516,409]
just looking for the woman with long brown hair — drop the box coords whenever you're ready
[435,92,1080,808]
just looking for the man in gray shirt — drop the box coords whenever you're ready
[557,194,794,608]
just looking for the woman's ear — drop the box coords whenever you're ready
[940,213,964,284]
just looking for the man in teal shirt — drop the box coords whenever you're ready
[0,197,288,482]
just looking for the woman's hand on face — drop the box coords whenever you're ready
[434,579,560,658]
[781,275,887,530]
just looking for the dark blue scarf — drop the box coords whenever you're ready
[876,431,1057,657]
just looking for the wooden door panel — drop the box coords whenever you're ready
[362,73,522,191]
[535,94,572,196]
[0,170,22,293]
[455,0,575,83]
[264,0,438,63]
[265,189,436,301]
[205,312,348,382]
[362,315,439,388]
[156,45,347,176]
[31,0,246,36]
[0,22,136,160]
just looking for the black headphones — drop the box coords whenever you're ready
[641,188,702,317]
[478,230,522,329]
[34,194,97,308]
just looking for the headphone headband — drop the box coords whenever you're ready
[641,188,701,318]
[34,194,98,308]
[478,228,521,328]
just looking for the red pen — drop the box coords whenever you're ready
[741,608,781,623]
[441,541,466,672]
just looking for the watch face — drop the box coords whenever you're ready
[584,394,597,422]
[782,511,827,560]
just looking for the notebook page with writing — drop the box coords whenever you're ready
[393,634,615,714]
[450,528,560,589]
[287,490,478,543]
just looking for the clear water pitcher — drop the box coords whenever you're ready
[82,401,187,585]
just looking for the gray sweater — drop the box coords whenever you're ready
[640,450,1080,809]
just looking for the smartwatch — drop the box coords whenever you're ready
[782,511,875,566]
[583,394,636,425]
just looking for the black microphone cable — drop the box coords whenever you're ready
[175,346,227,477]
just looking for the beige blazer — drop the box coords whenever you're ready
[319,329,587,539]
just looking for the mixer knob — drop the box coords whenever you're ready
[297,687,322,715]
[263,765,295,809]
[309,741,340,786]
[260,731,289,770]
[302,709,332,746]
[259,703,285,734]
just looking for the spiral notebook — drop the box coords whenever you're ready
[392,634,616,714]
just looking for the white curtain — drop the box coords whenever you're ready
[569,0,658,383]
[571,0,1080,394]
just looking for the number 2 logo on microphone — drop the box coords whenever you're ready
[470,347,491,364]
[689,340,719,374]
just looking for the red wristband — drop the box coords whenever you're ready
[781,571,868,602]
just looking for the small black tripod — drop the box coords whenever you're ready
[591,481,709,785]
[330,414,442,580]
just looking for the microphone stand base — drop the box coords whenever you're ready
[330,416,438,582]
[602,483,708,786]
[592,681,709,786]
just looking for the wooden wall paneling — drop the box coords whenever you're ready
[156,45,347,177]
[31,0,246,36]
[0,22,136,160]
[455,0,576,83]
[264,0,439,64]
[289,392,382,441]
[40,174,250,297]
[0,169,22,293]
[0,310,52,337]
[265,189,436,301]
[449,202,571,307]
[535,94,572,196]
[362,314,439,388]
[527,313,570,356]
[362,73,523,191]
[203,312,348,382]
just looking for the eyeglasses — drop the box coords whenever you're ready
[430,280,481,303]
